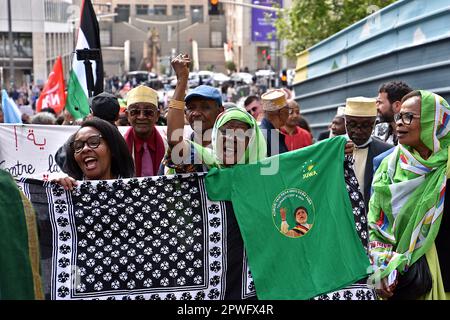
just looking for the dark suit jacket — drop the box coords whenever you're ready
[317,130,330,141]
[260,118,289,156]
[363,138,393,209]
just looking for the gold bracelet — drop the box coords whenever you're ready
[169,99,185,110]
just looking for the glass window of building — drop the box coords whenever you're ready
[172,5,185,17]
[44,0,70,22]
[136,4,149,15]
[190,6,203,24]
[0,33,33,58]
[115,4,130,22]
[211,31,222,48]
[153,5,167,16]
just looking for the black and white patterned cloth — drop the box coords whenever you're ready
[18,157,374,300]
[344,155,369,253]
[19,174,255,300]
[314,284,376,300]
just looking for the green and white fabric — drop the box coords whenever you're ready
[368,91,450,281]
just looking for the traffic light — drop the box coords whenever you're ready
[210,0,219,15]
[281,69,287,86]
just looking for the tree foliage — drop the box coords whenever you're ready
[275,0,397,59]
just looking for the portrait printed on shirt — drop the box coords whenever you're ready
[272,189,315,238]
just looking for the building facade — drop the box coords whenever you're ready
[93,0,227,76]
[0,0,74,88]
[224,0,294,73]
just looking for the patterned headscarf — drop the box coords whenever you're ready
[191,107,267,168]
[368,91,450,281]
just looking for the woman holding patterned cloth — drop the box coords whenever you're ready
[368,90,450,300]
[54,118,135,190]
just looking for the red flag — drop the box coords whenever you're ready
[37,56,66,114]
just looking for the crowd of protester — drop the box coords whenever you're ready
[1,52,450,300]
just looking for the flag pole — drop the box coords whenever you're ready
[76,48,101,98]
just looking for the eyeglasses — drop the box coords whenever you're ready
[394,112,420,125]
[345,120,375,131]
[218,128,253,142]
[71,135,103,153]
[128,108,156,118]
[246,107,258,114]
[288,108,299,115]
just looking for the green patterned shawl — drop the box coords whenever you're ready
[368,91,450,282]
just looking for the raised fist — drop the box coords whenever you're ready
[171,53,191,80]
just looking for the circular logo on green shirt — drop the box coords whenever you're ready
[272,188,315,238]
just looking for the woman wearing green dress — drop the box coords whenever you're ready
[369,90,450,300]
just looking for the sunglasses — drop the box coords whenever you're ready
[345,121,375,131]
[71,135,103,154]
[128,108,156,117]
[394,112,420,125]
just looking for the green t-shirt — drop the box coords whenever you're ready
[205,136,370,299]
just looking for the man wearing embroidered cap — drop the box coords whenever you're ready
[124,85,166,177]
[345,97,392,208]
[259,89,290,156]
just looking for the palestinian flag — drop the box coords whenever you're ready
[65,0,104,120]
[0,170,43,299]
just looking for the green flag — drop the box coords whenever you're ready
[65,0,104,119]
[205,137,370,299]
[0,170,43,300]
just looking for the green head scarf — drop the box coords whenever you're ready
[368,91,450,282]
[191,107,267,168]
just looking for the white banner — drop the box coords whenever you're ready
[0,124,191,180]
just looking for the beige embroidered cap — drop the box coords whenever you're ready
[127,85,158,108]
[261,89,288,111]
[344,97,377,117]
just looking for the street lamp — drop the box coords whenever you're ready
[7,0,14,87]
[177,11,180,53]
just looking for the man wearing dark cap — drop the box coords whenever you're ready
[89,92,120,126]
[163,54,224,174]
